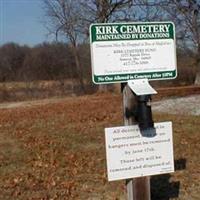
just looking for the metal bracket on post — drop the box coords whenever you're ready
[126,79,157,137]
[127,79,157,96]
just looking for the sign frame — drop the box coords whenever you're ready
[105,121,174,181]
[90,21,177,84]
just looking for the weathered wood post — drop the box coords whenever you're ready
[122,83,151,200]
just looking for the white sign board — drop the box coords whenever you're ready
[105,122,174,181]
[90,22,177,84]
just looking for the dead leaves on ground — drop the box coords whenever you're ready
[0,94,124,199]
[0,93,199,199]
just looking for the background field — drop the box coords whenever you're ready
[1,1,200,199]
[0,90,199,200]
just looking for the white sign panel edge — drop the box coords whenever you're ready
[90,21,177,84]
[105,121,174,181]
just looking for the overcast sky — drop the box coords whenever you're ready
[0,0,53,46]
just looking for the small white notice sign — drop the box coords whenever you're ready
[105,122,174,181]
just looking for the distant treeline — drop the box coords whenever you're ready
[0,42,91,82]
[0,41,197,86]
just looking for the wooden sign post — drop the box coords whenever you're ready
[122,84,151,200]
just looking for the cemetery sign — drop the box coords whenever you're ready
[90,22,177,84]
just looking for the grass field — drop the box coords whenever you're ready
[0,93,199,200]
[0,79,200,103]
[0,80,93,103]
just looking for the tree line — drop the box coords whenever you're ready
[0,42,91,84]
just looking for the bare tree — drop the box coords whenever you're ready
[161,0,200,84]
[80,0,133,23]
[0,43,29,81]
[42,0,136,92]
[43,0,87,92]
[82,0,135,92]
[21,42,75,81]
[44,0,197,91]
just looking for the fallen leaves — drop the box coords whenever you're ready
[0,93,199,199]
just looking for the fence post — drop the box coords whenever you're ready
[122,83,151,200]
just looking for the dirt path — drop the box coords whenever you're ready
[0,94,200,116]
[152,95,200,116]
[0,97,71,109]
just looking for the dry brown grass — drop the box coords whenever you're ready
[0,92,199,199]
